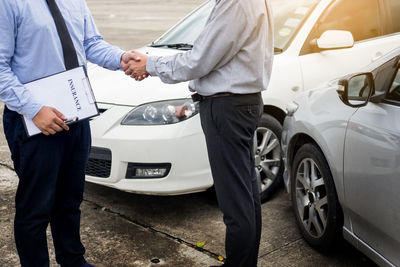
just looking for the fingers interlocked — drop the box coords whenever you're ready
[121,50,149,81]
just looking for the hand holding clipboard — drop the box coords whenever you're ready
[23,66,99,137]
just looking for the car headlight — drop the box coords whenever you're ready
[121,99,199,125]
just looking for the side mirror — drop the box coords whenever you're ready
[317,30,354,50]
[337,73,374,108]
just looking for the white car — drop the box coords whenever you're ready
[86,0,400,201]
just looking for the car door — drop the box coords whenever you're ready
[343,60,400,266]
[299,0,400,91]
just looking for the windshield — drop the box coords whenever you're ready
[152,0,320,51]
[152,1,214,49]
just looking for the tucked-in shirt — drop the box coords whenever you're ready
[0,0,124,119]
[146,0,274,96]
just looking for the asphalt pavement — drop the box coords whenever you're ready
[0,0,378,266]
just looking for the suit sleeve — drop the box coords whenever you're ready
[146,2,250,84]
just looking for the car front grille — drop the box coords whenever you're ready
[85,147,112,178]
[98,108,108,114]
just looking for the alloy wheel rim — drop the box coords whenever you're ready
[295,158,328,238]
[254,127,281,193]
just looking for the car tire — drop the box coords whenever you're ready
[254,113,284,202]
[291,143,343,251]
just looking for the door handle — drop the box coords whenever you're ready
[372,52,383,62]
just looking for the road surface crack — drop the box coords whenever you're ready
[83,198,222,261]
[259,237,303,258]
[0,162,14,171]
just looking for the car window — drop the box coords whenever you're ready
[301,0,381,55]
[373,57,399,93]
[272,0,319,50]
[385,0,400,35]
[386,68,400,102]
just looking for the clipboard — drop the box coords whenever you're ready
[22,66,99,137]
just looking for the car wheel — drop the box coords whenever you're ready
[254,114,283,202]
[291,143,343,251]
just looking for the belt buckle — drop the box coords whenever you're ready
[191,93,203,102]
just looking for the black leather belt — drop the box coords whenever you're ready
[191,92,234,102]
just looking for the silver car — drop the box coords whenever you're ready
[281,47,400,267]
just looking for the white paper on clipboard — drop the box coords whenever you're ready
[82,77,96,104]
[23,66,99,137]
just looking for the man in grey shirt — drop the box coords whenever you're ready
[124,0,273,265]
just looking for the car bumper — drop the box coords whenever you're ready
[85,105,213,195]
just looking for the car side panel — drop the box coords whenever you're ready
[344,103,400,266]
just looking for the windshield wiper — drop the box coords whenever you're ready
[150,43,193,50]
[151,43,281,53]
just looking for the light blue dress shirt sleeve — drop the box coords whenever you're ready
[0,0,126,119]
[0,1,42,119]
[83,1,125,71]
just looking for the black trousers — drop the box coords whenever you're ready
[3,107,90,267]
[199,93,263,267]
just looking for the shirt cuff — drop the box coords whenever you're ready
[146,56,161,76]
[114,50,126,71]
[23,102,44,120]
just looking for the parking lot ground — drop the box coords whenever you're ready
[0,0,379,266]
[0,165,220,267]
[0,157,377,266]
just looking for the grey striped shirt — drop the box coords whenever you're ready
[146,0,274,96]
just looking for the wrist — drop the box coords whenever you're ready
[146,56,158,76]
[25,103,44,120]
[119,50,128,68]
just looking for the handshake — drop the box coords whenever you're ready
[120,50,149,81]
[121,50,187,117]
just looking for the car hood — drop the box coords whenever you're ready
[87,47,190,106]
[88,45,287,107]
